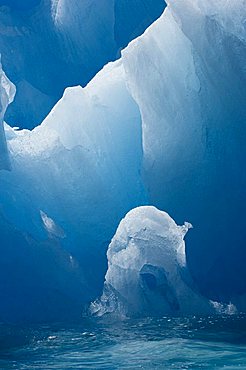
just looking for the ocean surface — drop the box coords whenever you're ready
[0,315,246,369]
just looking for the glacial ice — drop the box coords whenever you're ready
[0,61,146,322]
[0,0,246,322]
[122,0,246,301]
[0,62,15,170]
[0,0,165,128]
[91,206,213,317]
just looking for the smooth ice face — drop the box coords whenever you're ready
[122,0,246,301]
[91,206,213,317]
[0,63,15,170]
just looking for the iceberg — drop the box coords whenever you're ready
[91,206,213,317]
[0,0,246,322]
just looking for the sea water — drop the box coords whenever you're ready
[0,315,246,369]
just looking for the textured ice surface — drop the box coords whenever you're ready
[0,61,146,322]
[122,0,246,301]
[91,206,213,317]
[0,0,165,128]
[0,62,15,170]
[1,0,246,322]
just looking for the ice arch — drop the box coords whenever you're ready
[91,206,213,317]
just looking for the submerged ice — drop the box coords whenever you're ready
[0,0,246,322]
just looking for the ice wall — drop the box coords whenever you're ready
[122,0,246,302]
[0,61,146,322]
[0,0,165,128]
[1,0,246,322]
[0,62,15,170]
[91,206,213,317]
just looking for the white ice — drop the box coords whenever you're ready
[91,206,214,317]
[0,62,15,170]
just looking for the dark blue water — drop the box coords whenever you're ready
[0,315,246,369]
